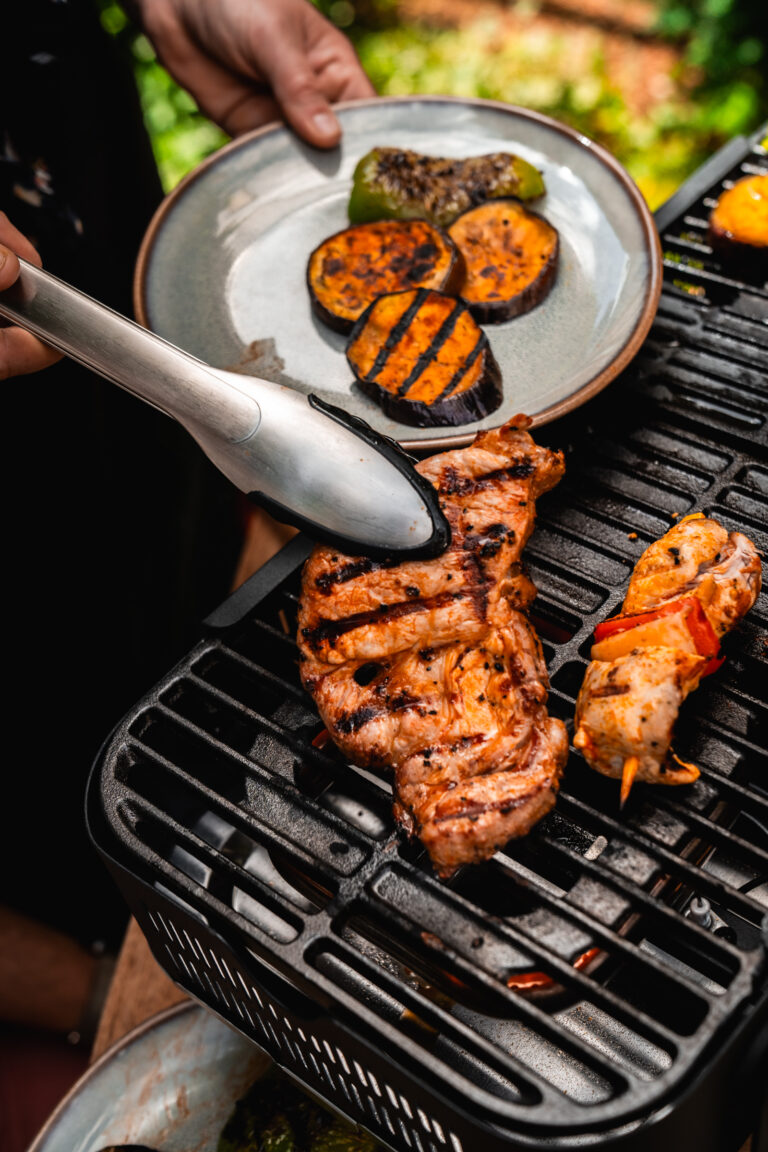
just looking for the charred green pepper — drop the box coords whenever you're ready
[348,147,545,229]
[217,1067,380,1152]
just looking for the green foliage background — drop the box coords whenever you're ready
[100,0,767,209]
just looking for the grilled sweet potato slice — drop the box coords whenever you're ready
[347,287,502,427]
[307,218,463,334]
[708,174,768,271]
[448,199,559,324]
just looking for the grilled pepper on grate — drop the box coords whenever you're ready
[297,416,568,879]
[573,514,762,805]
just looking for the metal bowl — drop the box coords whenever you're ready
[26,1002,270,1152]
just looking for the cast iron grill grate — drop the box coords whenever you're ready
[87,129,768,1152]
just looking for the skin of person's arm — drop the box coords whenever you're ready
[130,0,376,144]
[0,905,99,1034]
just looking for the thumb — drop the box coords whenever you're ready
[0,244,21,292]
[267,52,342,149]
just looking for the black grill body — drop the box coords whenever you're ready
[87,129,768,1152]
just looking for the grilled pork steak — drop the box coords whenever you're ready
[297,417,568,877]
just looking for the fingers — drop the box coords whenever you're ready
[0,243,22,292]
[270,26,375,147]
[278,75,343,149]
[136,0,375,146]
[0,216,64,379]
[0,326,63,381]
[265,45,364,148]
[0,211,44,268]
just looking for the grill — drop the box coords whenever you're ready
[87,127,768,1152]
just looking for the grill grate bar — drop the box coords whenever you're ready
[650,798,768,873]
[490,842,748,993]
[544,800,768,934]
[310,934,636,1113]
[372,912,670,1084]
[684,767,768,819]
[365,875,697,1052]
[116,794,308,941]
[120,719,368,878]
[206,641,312,705]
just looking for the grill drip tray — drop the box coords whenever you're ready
[88,129,768,1152]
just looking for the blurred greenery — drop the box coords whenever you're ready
[98,0,228,190]
[99,0,767,209]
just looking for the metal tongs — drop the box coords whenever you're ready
[0,260,450,559]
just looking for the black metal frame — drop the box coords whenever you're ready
[87,126,768,1152]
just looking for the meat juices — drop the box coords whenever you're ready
[297,416,568,878]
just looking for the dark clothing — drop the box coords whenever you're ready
[1,0,242,950]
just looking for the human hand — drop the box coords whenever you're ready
[0,213,63,380]
[133,0,376,146]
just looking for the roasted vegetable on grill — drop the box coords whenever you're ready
[574,514,762,805]
[347,287,502,427]
[348,147,545,230]
[218,1067,379,1151]
[307,218,464,334]
[448,199,559,324]
[708,173,768,269]
[297,416,568,879]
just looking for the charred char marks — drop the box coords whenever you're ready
[353,661,385,686]
[338,690,424,734]
[336,706,385,734]
[389,692,424,713]
[433,787,541,824]
[463,521,514,559]
[591,683,631,698]
[439,460,536,496]
[302,590,468,650]
[315,556,397,593]
[459,547,490,623]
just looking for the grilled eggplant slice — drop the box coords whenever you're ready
[307,218,463,334]
[346,287,502,427]
[708,173,768,271]
[348,147,545,229]
[448,199,559,324]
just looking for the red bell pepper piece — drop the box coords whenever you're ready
[593,595,723,675]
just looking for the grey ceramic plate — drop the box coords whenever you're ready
[135,96,662,450]
[27,1002,270,1152]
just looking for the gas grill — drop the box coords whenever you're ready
[86,127,768,1152]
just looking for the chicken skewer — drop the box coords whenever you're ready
[573,513,761,805]
[297,416,568,877]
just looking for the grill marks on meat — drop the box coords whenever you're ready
[574,514,762,799]
[297,417,568,878]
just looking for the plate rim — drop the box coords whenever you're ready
[25,1000,200,1152]
[134,94,663,450]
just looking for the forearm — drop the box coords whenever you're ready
[0,905,107,1037]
